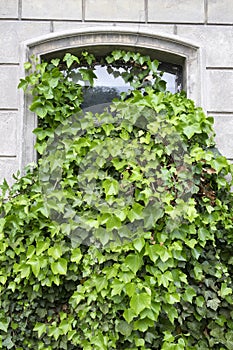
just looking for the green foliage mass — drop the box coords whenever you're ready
[0,50,233,349]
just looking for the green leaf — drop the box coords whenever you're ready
[183,287,196,303]
[28,257,41,277]
[123,308,136,323]
[63,53,80,68]
[71,247,82,263]
[220,283,232,298]
[51,58,60,67]
[48,324,61,340]
[48,245,63,260]
[164,292,180,305]
[125,282,136,297]
[24,62,32,70]
[143,203,164,229]
[157,271,173,288]
[133,237,145,252]
[135,338,145,347]
[79,68,97,85]
[207,298,220,311]
[33,322,47,338]
[147,244,171,263]
[102,179,119,196]
[124,253,142,274]
[210,156,228,173]
[163,304,178,324]
[30,101,47,118]
[128,202,144,222]
[36,240,50,255]
[185,238,197,249]
[20,264,31,279]
[106,215,121,230]
[18,78,28,90]
[2,336,14,349]
[51,258,67,275]
[130,293,151,315]
[183,124,201,139]
[95,276,108,292]
[0,318,10,333]
[111,279,124,296]
[116,320,133,336]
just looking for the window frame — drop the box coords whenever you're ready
[19,26,205,171]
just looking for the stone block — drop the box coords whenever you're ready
[0,112,17,156]
[0,157,19,186]
[148,0,204,23]
[0,21,50,64]
[53,21,174,35]
[22,0,82,20]
[0,0,18,18]
[85,0,145,22]
[0,66,18,109]
[177,25,233,67]
[208,0,233,24]
[206,70,233,113]
[212,114,233,159]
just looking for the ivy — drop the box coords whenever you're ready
[0,49,233,349]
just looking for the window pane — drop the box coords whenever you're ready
[69,62,182,110]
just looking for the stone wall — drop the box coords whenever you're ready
[0,0,232,183]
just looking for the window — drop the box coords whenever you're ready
[67,59,183,112]
[20,27,202,171]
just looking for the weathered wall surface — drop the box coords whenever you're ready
[0,0,232,183]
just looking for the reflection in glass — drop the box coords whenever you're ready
[70,64,182,111]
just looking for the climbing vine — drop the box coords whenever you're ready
[0,50,233,349]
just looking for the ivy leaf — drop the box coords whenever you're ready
[33,322,47,338]
[123,308,136,323]
[157,271,173,288]
[30,101,47,118]
[164,292,180,304]
[128,202,144,222]
[51,258,67,275]
[102,179,119,196]
[147,244,171,263]
[63,53,80,68]
[130,293,151,315]
[163,304,178,324]
[106,215,121,230]
[125,282,136,297]
[24,62,32,70]
[133,237,145,252]
[2,336,14,349]
[70,247,82,263]
[36,240,50,256]
[183,287,196,303]
[116,320,133,336]
[111,279,124,296]
[79,68,97,86]
[183,124,201,139]
[48,245,63,260]
[143,203,164,229]
[124,254,142,274]
[51,58,60,67]
[0,318,10,332]
[134,318,154,332]
[28,257,41,277]
[95,276,108,292]
[220,283,232,298]
[207,298,221,311]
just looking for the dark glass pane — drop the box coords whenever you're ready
[69,63,182,111]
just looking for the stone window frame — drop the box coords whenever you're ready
[19,26,205,171]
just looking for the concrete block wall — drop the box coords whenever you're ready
[0,0,232,184]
